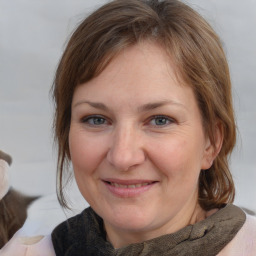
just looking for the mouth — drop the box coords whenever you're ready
[106,181,155,188]
[102,179,158,197]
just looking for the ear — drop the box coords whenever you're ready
[201,121,223,170]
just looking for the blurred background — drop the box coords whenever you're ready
[1,0,256,212]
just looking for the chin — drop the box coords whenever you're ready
[111,218,152,234]
[103,205,154,231]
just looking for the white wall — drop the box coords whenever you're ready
[1,0,255,211]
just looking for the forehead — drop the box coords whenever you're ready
[110,41,180,82]
[72,42,198,114]
[78,40,185,90]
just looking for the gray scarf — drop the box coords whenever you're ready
[52,204,245,256]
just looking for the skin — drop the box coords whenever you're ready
[69,41,220,248]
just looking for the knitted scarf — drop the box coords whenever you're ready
[52,204,245,256]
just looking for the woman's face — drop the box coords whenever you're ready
[69,42,213,246]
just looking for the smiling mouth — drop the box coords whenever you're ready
[107,182,155,188]
[103,180,157,197]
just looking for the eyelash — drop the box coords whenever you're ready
[80,115,175,127]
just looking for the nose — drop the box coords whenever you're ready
[107,125,146,171]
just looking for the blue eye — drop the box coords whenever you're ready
[82,116,107,126]
[149,116,173,126]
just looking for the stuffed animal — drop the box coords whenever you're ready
[0,150,56,255]
[0,150,38,248]
[0,150,11,200]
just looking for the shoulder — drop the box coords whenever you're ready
[218,212,256,256]
[51,207,90,255]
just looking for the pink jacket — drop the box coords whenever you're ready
[0,233,55,256]
[218,214,256,256]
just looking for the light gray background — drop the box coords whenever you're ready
[1,0,256,212]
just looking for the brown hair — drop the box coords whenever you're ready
[52,0,236,210]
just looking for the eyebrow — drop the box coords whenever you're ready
[73,101,109,111]
[73,100,186,112]
[137,100,186,112]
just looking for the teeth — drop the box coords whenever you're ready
[110,182,120,187]
[109,182,151,188]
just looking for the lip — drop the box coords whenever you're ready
[102,179,158,198]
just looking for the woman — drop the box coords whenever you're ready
[49,0,256,255]
[50,0,256,255]
[7,0,255,255]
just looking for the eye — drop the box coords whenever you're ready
[82,115,108,126]
[148,115,174,126]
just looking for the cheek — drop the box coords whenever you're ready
[69,129,107,176]
[148,136,203,179]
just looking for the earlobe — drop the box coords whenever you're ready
[201,122,223,170]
